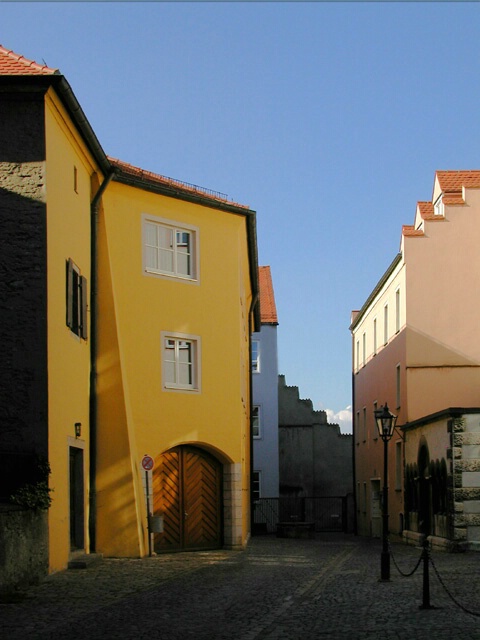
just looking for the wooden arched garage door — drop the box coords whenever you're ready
[153,446,223,552]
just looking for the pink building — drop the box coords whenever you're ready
[351,171,480,550]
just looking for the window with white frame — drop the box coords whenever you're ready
[373,318,377,355]
[252,471,261,501]
[66,258,87,340]
[252,340,260,373]
[362,332,366,367]
[161,332,200,391]
[252,405,261,438]
[143,215,198,280]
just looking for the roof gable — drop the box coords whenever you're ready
[0,45,58,76]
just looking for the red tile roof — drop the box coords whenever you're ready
[417,201,434,219]
[258,266,278,324]
[436,170,480,194]
[0,45,58,75]
[109,157,251,211]
[436,170,480,205]
[402,224,424,238]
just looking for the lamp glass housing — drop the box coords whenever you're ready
[374,404,397,441]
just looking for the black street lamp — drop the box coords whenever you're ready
[374,403,397,581]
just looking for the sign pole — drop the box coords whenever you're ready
[145,468,152,557]
[141,455,155,557]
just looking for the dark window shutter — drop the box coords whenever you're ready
[66,258,74,329]
[80,276,88,340]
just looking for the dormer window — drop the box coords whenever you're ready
[434,195,444,217]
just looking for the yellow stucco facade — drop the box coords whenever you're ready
[44,89,100,571]
[95,178,256,556]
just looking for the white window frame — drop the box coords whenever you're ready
[373,318,377,355]
[252,340,260,373]
[362,332,366,367]
[161,331,201,392]
[252,405,261,439]
[143,214,199,282]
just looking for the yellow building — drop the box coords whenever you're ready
[0,46,259,580]
[95,159,259,557]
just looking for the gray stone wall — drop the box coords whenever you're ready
[0,505,48,593]
[0,89,48,460]
[278,375,353,497]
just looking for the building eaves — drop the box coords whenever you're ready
[109,158,251,214]
[402,407,480,432]
[0,45,110,176]
[349,253,402,331]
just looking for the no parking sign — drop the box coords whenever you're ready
[142,455,154,471]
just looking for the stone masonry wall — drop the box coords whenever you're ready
[0,505,48,593]
[0,90,48,460]
[452,414,480,550]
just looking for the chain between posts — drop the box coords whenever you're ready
[429,553,480,618]
[389,541,480,617]
[389,542,423,577]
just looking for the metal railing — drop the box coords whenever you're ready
[253,496,347,534]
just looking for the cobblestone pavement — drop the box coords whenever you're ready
[2,534,480,639]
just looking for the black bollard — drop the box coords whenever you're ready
[419,540,434,610]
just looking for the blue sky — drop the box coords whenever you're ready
[3,2,480,433]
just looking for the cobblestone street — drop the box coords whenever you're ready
[2,534,480,640]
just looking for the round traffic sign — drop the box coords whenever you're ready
[142,455,154,471]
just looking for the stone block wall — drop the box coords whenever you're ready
[452,414,480,550]
[223,463,246,549]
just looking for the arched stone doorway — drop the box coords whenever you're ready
[153,445,223,552]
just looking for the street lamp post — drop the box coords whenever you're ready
[374,403,397,582]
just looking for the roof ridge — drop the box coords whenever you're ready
[0,44,58,75]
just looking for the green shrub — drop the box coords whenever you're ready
[10,456,53,511]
